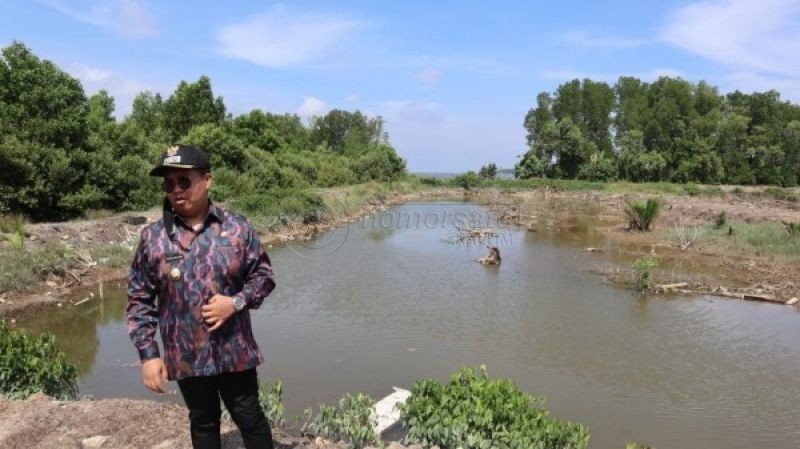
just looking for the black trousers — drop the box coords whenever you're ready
[177,368,274,449]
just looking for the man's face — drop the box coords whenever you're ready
[162,169,212,217]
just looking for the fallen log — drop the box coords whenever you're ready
[742,293,783,303]
[655,282,689,291]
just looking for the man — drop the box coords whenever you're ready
[127,144,276,449]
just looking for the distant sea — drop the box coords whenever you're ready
[412,169,515,180]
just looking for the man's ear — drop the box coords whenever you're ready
[204,172,213,190]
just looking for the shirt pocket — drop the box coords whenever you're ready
[212,237,245,281]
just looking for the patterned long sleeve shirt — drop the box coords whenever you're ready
[126,203,275,380]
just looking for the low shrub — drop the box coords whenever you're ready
[632,256,659,291]
[623,198,663,232]
[399,366,590,449]
[0,320,79,399]
[714,211,727,229]
[299,392,378,449]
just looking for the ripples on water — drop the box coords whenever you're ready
[17,202,800,449]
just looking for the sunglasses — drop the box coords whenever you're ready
[163,176,194,193]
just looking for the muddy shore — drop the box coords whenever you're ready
[0,394,416,449]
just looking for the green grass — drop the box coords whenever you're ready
[226,180,440,232]
[705,220,800,259]
[0,214,27,234]
[413,175,798,199]
[89,243,134,268]
[0,243,79,293]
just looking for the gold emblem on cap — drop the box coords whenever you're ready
[170,267,181,281]
[167,145,180,156]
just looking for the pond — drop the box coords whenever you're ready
[16,201,800,448]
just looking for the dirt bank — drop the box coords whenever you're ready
[0,394,415,449]
[473,186,800,303]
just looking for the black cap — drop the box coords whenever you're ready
[149,144,211,177]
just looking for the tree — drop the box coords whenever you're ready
[0,41,88,149]
[479,163,498,179]
[523,92,553,148]
[128,91,164,133]
[618,130,666,182]
[162,76,226,141]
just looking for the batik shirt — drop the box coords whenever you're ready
[126,203,276,380]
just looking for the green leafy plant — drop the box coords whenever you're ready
[0,214,27,250]
[623,198,663,232]
[714,211,727,229]
[787,222,800,237]
[452,171,483,190]
[0,320,79,399]
[632,256,659,291]
[298,393,378,449]
[222,380,285,429]
[399,366,590,449]
[683,183,701,196]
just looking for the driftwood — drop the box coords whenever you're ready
[476,246,501,265]
[654,282,689,293]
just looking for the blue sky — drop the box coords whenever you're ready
[2,0,800,172]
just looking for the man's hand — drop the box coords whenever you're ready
[141,358,168,393]
[202,294,236,331]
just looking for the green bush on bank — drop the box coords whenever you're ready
[300,392,379,449]
[0,320,79,399]
[0,41,406,221]
[399,366,590,449]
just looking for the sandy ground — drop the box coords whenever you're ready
[0,394,416,449]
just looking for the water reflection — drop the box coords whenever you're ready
[14,201,800,449]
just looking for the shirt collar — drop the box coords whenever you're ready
[173,200,223,232]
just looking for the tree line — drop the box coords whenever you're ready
[517,77,800,186]
[0,42,406,221]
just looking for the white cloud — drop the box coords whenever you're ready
[216,5,364,69]
[661,0,800,76]
[37,0,157,38]
[296,96,330,117]
[414,67,442,84]
[381,100,443,123]
[723,72,800,102]
[67,62,155,117]
[344,94,360,103]
[562,31,650,48]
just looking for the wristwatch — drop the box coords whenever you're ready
[232,296,246,312]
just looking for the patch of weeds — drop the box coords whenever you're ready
[632,256,659,291]
[0,320,79,399]
[90,244,133,268]
[714,211,727,229]
[299,392,378,449]
[787,222,800,237]
[683,183,701,196]
[0,242,79,294]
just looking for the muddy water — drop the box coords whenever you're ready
[16,201,800,449]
